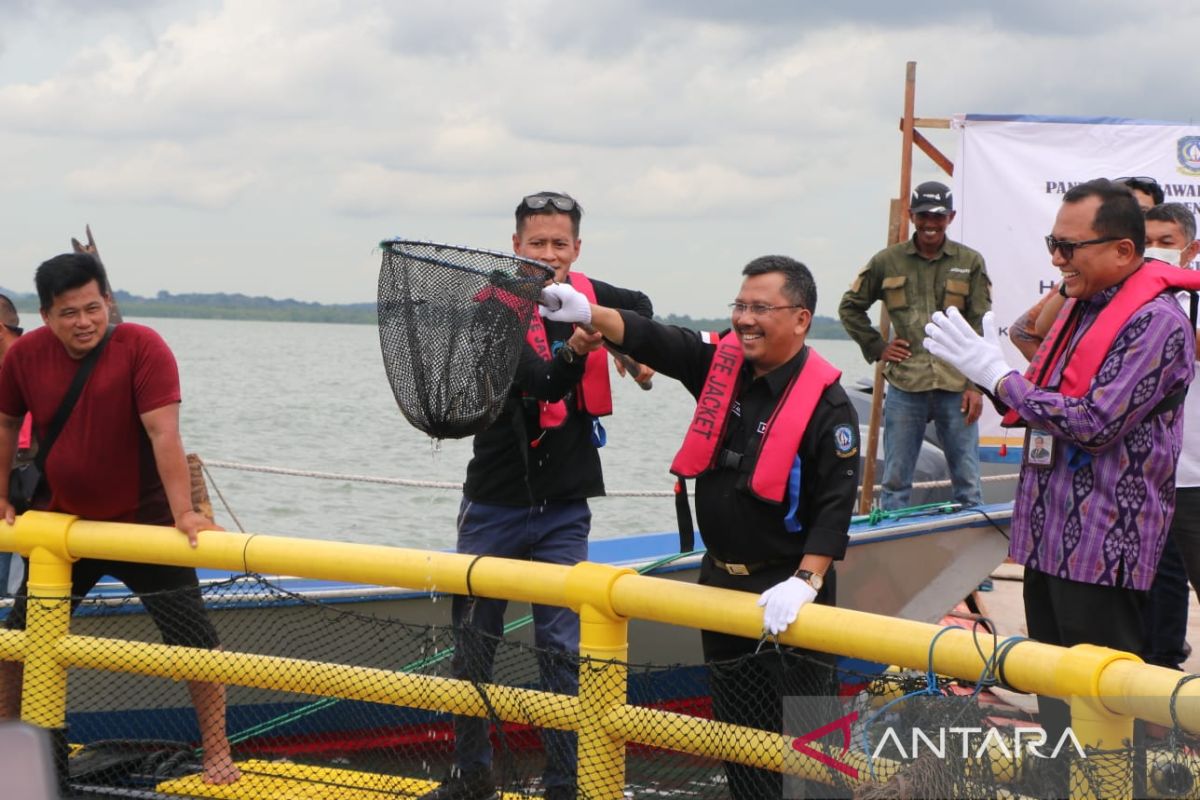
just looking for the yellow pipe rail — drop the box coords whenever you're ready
[2,512,1198,799]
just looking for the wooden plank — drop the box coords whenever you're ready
[914,130,954,177]
[860,62,917,514]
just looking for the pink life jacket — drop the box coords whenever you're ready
[670,332,841,503]
[1002,259,1200,426]
[17,413,31,450]
[526,271,613,428]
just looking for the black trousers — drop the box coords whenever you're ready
[1023,568,1146,797]
[1170,486,1200,604]
[700,558,840,800]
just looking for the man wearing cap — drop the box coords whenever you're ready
[839,181,990,510]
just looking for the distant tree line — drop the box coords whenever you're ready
[656,313,849,340]
[5,288,377,325]
[2,288,850,338]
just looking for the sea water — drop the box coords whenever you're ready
[125,316,874,549]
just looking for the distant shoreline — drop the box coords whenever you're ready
[6,290,851,339]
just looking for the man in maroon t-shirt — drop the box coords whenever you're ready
[0,253,240,785]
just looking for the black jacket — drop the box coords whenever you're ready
[618,312,858,564]
[464,277,653,505]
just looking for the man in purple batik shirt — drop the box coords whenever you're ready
[924,178,1199,753]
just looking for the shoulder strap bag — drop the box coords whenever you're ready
[9,326,115,513]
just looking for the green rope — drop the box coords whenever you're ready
[223,548,704,746]
[851,500,961,527]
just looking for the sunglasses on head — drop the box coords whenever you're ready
[1115,176,1160,188]
[522,194,577,212]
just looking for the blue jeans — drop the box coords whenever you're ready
[0,552,12,594]
[450,498,590,790]
[882,386,982,511]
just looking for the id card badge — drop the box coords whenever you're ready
[1023,428,1055,468]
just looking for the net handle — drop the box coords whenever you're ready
[579,323,653,391]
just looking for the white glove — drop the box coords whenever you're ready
[538,282,592,325]
[757,576,818,635]
[923,308,1014,393]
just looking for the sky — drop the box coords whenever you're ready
[3,1,1198,318]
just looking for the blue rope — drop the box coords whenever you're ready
[859,625,955,780]
[858,623,1029,781]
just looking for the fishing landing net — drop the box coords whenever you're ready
[377,239,553,439]
[9,578,1199,799]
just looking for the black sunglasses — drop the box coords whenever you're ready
[1114,176,1164,206]
[522,194,577,212]
[1115,176,1160,188]
[1044,234,1120,260]
[3,324,21,336]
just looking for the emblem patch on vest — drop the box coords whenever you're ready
[833,424,857,458]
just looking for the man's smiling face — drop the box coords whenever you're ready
[910,210,954,253]
[731,271,810,377]
[41,279,111,360]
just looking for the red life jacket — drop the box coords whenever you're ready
[1003,259,1200,426]
[670,332,841,503]
[526,271,613,428]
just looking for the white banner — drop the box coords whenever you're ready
[949,115,1200,461]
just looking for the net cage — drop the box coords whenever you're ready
[6,578,1200,799]
[377,239,553,440]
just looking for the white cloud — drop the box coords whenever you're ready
[3,0,1200,311]
[64,142,259,208]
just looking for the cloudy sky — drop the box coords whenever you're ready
[3,1,1197,317]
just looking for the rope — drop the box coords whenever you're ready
[224,549,704,745]
[202,459,465,490]
[201,457,1019,499]
[200,462,247,533]
[860,625,957,780]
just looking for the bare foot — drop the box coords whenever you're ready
[202,752,242,785]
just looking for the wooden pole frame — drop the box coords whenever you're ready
[857,62,955,513]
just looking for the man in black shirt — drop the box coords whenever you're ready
[542,254,859,799]
[422,192,653,800]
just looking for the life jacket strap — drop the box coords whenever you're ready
[674,478,695,553]
[717,449,743,470]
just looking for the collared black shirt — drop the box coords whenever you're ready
[464,278,653,505]
[620,312,859,565]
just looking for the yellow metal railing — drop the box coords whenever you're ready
[1,510,1198,798]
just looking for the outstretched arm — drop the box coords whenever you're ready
[588,306,626,345]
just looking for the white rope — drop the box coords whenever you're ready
[201,459,463,490]
[201,457,1019,499]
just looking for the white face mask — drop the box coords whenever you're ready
[1145,246,1187,267]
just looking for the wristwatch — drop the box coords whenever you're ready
[559,344,581,364]
[794,569,824,591]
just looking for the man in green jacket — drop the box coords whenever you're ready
[838,181,991,510]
